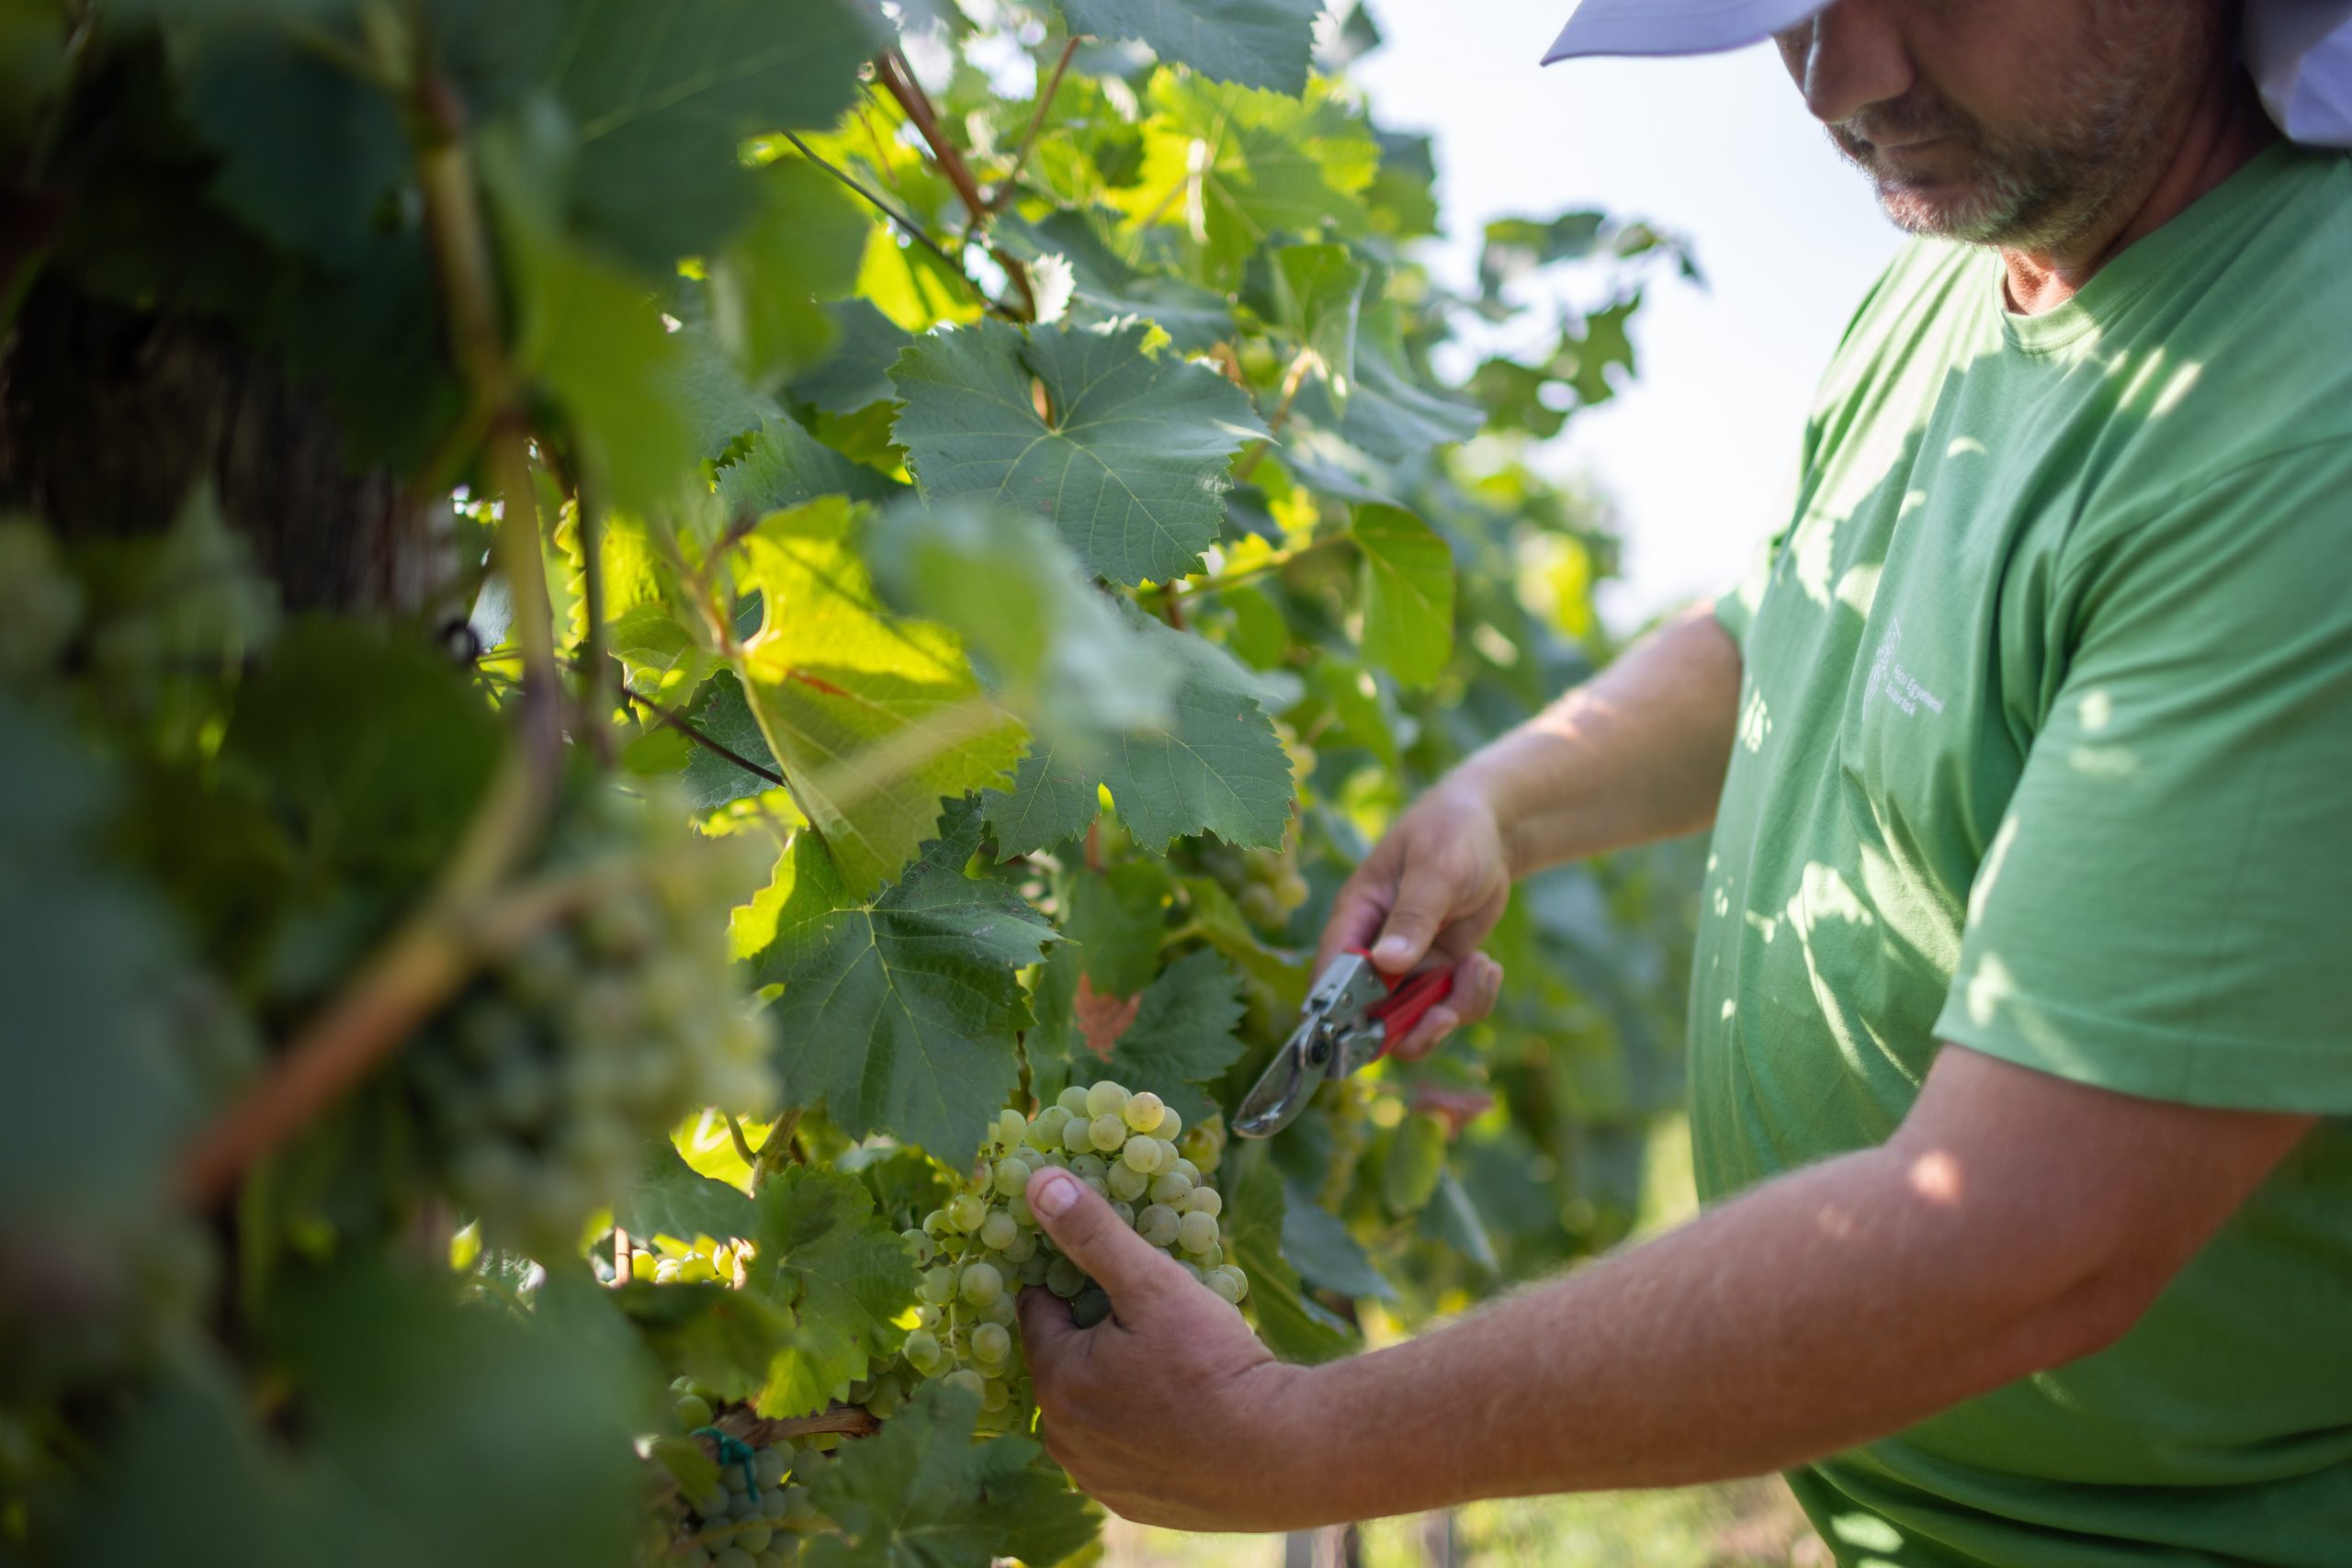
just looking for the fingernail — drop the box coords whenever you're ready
[1034,1169,1079,1218]
[1374,936,1409,961]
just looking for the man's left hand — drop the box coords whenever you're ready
[1016,1164,1322,1531]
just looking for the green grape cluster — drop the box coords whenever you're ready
[627,1232,749,1288]
[1203,840,1310,932]
[660,1385,832,1568]
[895,1081,1247,1423]
[406,786,776,1257]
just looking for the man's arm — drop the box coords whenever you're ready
[1016,1045,2313,1533]
[1316,604,1744,1055]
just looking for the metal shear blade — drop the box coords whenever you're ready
[1231,953,1391,1138]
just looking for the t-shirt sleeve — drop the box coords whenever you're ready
[1932,440,2352,1112]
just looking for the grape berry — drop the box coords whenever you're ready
[663,1379,826,1568]
[405,785,777,1256]
[898,1082,1246,1424]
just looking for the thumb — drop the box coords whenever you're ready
[1024,1166,1191,1317]
[1369,847,1453,973]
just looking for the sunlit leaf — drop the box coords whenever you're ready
[1351,502,1453,689]
[891,319,1264,588]
[738,805,1057,1169]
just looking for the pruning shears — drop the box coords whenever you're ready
[1232,949,1454,1138]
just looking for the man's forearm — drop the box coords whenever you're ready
[1448,604,1743,875]
[1282,1138,2121,1518]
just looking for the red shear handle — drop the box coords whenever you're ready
[1343,947,1456,1055]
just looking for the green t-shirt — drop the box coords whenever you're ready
[1693,141,2352,1567]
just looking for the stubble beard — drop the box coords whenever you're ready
[1825,15,2188,254]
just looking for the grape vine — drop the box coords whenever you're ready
[0,1,1702,1564]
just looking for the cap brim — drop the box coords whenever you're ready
[1542,0,1827,62]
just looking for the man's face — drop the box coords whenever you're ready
[1773,0,2227,250]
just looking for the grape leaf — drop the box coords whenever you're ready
[1304,656,1401,771]
[838,1144,955,1231]
[1064,863,1170,996]
[614,1137,754,1244]
[1418,1166,1501,1274]
[738,805,1058,1170]
[1367,129,1442,241]
[1561,293,1641,408]
[0,703,204,1242]
[719,416,904,516]
[83,1276,647,1568]
[1030,944,1241,1122]
[891,319,1264,588]
[171,25,408,269]
[270,1269,648,1568]
[1296,310,1482,462]
[1478,210,1607,299]
[787,300,913,415]
[495,185,695,513]
[981,604,1293,855]
[1223,1141,1355,1364]
[866,498,1182,753]
[728,498,1024,895]
[1175,874,1312,1016]
[997,209,1230,355]
[608,602,721,708]
[1057,0,1320,95]
[220,620,503,895]
[708,157,871,389]
[1272,243,1367,405]
[1094,949,1245,1123]
[1280,1183,1395,1301]
[805,1382,1095,1568]
[1351,503,1454,689]
[677,673,786,812]
[750,1167,921,1416]
[614,1282,795,1404]
[1119,76,1378,288]
[548,0,886,268]
[660,311,785,460]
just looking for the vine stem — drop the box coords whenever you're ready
[753,1107,803,1186]
[1230,350,1317,485]
[775,127,995,312]
[1150,531,1343,605]
[173,755,641,1206]
[873,50,988,231]
[582,666,788,788]
[723,1112,761,1171]
[409,35,562,767]
[982,36,1081,220]
[718,1404,880,1448]
[873,49,1039,321]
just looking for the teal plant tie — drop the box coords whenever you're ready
[691,1425,758,1496]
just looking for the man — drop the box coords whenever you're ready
[1017,1,2352,1561]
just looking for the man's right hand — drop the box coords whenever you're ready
[1314,781,1510,1061]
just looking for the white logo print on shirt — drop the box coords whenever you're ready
[1863,615,1946,718]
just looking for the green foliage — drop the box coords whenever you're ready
[730,497,1026,894]
[892,318,1265,588]
[1352,502,1457,688]
[982,607,1294,856]
[750,1168,923,1416]
[741,806,1058,1170]
[0,0,1703,1561]
[805,1383,1095,1568]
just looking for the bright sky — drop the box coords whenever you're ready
[1350,2,1906,631]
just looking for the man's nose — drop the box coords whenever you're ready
[1780,0,1916,129]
